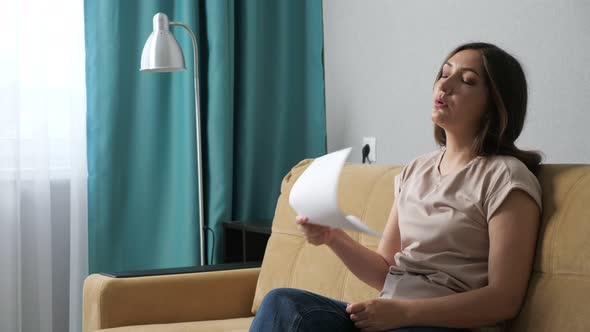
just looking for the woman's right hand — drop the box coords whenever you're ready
[295,215,337,246]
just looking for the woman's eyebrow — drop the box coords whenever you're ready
[444,62,480,77]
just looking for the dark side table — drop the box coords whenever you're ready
[223,220,271,263]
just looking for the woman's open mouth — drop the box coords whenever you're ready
[434,98,447,109]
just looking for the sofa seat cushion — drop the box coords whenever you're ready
[97,317,254,332]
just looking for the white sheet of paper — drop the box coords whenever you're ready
[289,147,382,237]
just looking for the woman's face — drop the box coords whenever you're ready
[432,49,489,135]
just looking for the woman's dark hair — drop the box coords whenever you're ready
[433,42,543,174]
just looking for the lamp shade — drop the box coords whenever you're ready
[140,13,186,72]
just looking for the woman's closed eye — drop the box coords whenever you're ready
[463,78,475,85]
[441,74,475,86]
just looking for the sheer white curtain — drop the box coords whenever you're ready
[0,0,88,331]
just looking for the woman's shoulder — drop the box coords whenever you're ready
[481,154,535,179]
[395,149,442,192]
[479,154,542,200]
[406,148,442,169]
[479,154,543,216]
[396,149,442,181]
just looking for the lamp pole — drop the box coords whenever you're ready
[172,21,206,267]
[140,13,206,266]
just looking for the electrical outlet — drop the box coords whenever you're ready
[362,137,376,164]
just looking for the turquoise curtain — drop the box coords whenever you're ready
[85,0,326,273]
[85,1,202,273]
[204,0,326,263]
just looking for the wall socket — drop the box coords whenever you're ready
[362,136,376,164]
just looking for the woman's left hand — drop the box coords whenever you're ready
[346,298,409,331]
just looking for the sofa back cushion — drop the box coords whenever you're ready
[506,164,590,331]
[252,160,590,331]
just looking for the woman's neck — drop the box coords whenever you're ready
[442,132,477,169]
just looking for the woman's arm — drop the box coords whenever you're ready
[348,189,540,330]
[326,200,403,290]
[402,189,540,327]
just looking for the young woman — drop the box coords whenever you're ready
[250,42,542,332]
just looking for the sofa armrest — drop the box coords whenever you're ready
[83,263,261,332]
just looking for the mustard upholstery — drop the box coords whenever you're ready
[83,268,259,331]
[83,161,590,331]
[97,317,254,332]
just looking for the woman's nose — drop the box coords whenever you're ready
[439,79,452,94]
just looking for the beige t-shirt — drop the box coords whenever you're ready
[379,148,542,332]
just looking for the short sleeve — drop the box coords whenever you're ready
[485,158,543,222]
[394,165,408,198]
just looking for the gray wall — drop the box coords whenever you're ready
[322,0,590,165]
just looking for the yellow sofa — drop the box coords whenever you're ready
[83,160,590,331]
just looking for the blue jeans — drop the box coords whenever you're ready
[249,288,471,332]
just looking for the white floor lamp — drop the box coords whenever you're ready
[140,13,206,266]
